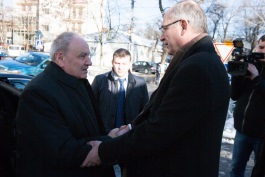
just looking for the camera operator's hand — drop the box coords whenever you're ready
[246,63,259,80]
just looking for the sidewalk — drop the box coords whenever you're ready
[219,138,254,177]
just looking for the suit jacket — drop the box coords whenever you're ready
[91,71,149,132]
[98,36,230,177]
[16,62,115,177]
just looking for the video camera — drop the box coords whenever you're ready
[227,38,265,76]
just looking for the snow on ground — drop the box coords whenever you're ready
[222,99,236,142]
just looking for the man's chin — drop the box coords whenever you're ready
[117,72,126,77]
[81,71,88,79]
[80,75,87,79]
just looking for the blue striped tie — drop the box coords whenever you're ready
[116,78,126,128]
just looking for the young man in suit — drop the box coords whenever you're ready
[91,48,149,176]
[91,48,149,133]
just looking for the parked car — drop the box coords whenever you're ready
[7,44,26,57]
[0,72,33,90]
[132,61,156,74]
[0,52,51,77]
[0,51,8,60]
[0,72,33,177]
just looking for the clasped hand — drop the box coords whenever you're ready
[80,124,131,167]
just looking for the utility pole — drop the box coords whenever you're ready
[37,0,40,51]
[11,16,13,44]
[129,0,135,61]
[0,0,4,44]
[37,0,40,31]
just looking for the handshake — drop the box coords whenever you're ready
[80,124,131,167]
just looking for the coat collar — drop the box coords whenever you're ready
[107,70,136,86]
[45,61,88,88]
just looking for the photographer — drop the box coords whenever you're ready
[230,35,265,177]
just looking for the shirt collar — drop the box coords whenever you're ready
[111,71,128,82]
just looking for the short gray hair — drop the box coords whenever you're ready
[50,32,78,61]
[168,0,208,33]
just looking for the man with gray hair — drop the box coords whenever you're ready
[81,1,230,177]
[16,32,115,177]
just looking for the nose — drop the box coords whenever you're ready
[160,33,165,41]
[86,55,92,66]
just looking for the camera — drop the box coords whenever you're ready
[227,38,265,76]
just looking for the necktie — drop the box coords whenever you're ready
[116,78,126,128]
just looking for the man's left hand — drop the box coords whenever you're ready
[80,141,102,167]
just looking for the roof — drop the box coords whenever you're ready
[85,31,156,47]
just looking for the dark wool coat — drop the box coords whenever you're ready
[98,36,230,177]
[91,71,149,132]
[16,62,115,177]
[231,70,265,137]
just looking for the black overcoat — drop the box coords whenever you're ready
[98,36,230,177]
[16,62,114,177]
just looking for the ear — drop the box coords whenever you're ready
[180,19,189,35]
[54,52,64,67]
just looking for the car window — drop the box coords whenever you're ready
[8,78,31,90]
[15,53,49,66]
[9,46,20,50]
[0,65,7,70]
[134,61,140,65]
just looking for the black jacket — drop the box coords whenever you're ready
[231,68,265,137]
[91,71,149,132]
[16,62,115,177]
[98,36,230,177]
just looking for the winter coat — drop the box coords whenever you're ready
[98,36,230,177]
[231,69,265,137]
[16,62,115,177]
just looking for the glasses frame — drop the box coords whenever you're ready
[159,19,182,31]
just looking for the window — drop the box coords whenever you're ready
[43,25,49,31]
[43,8,49,14]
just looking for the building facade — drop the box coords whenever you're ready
[1,0,104,50]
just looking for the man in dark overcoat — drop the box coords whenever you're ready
[16,32,115,177]
[81,1,230,177]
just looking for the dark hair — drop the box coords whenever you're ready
[113,48,131,61]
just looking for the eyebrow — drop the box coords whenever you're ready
[78,52,90,57]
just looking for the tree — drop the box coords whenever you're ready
[208,2,225,40]
[158,0,167,66]
[105,0,121,38]
[241,0,265,50]
[219,4,240,42]
[88,0,124,66]
[88,0,105,66]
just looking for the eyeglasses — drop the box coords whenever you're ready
[159,19,182,32]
